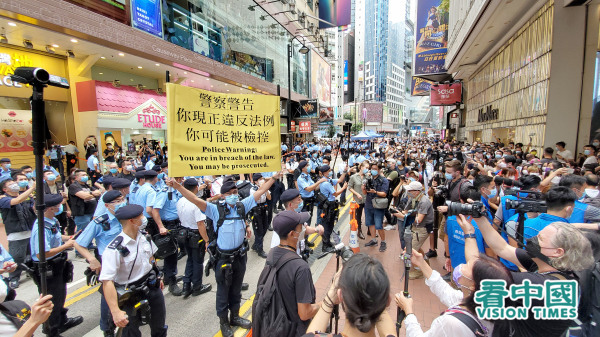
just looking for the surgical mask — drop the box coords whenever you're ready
[126,165,134,172]
[295,201,304,212]
[87,140,92,145]
[81,176,89,183]
[584,150,591,156]
[486,154,491,159]
[8,184,19,193]
[328,171,333,178]
[151,157,156,162]
[370,170,378,176]
[444,173,453,181]
[362,168,369,175]
[157,173,165,179]
[46,174,57,182]
[225,194,239,205]
[109,168,118,174]
[585,188,599,198]
[140,216,148,231]
[17,181,29,188]
[594,142,600,147]
[397,161,402,167]
[551,176,561,185]
[312,153,318,158]
[55,204,64,216]
[408,177,416,182]
[452,264,473,291]
[25,172,33,179]
[2,164,10,169]
[114,201,127,212]
[495,154,502,159]
[524,236,553,269]
[522,169,528,175]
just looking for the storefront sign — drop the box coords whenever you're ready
[167,83,281,176]
[0,109,33,153]
[414,0,448,76]
[478,105,499,123]
[131,0,163,38]
[411,77,434,96]
[137,104,166,128]
[299,121,311,134]
[430,82,462,106]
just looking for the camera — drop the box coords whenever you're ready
[434,185,449,198]
[365,178,374,191]
[505,199,547,213]
[494,176,523,188]
[447,201,487,218]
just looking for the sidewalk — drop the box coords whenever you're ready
[313,225,448,336]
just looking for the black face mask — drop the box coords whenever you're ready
[525,236,553,271]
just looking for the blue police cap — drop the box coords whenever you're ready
[115,204,143,220]
[252,173,262,181]
[44,194,63,208]
[298,160,308,170]
[220,180,237,194]
[320,165,331,173]
[273,211,311,238]
[112,178,131,189]
[280,189,300,203]
[135,167,145,172]
[183,178,198,187]
[144,170,158,178]
[134,171,146,180]
[161,162,168,168]
[103,190,122,203]
[151,165,161,172]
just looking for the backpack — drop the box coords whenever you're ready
[252,250,302,337]
[574,261,600,337]
[207,201,247,242]
[581,195,600,210]
[237,181,253,200]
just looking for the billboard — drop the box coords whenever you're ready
[300,99,318,118]
[411,77,434,96]
[414,0,449,76]
[131,0,163,38]
[318,0,352,29]
[363,102,383,123]
[344,60,348,92]
[430,82,462,106]
[311,52,331,105]
[319,106,334,124]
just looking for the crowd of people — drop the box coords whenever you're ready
[0,136,598,337]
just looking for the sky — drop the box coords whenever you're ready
[389,0,417,23]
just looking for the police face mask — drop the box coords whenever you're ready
[114,201,127,212]
[55,204,64,216]
[225,194,239,205]
[140,216,148,231]
[295,201,304,212]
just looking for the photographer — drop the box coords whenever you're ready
[304,254,396,337]
[363,163,390,252]
[348,161,370,240]
[460,212,594,336]
[395,250,511,337]
[493,175,542,230]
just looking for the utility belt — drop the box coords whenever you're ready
[301,196,315,204]
[322,200,339,210]
[217,239,249,258]
[27,252,73,283]
[176,227,205,249]
[162,219,180,229]
[214,240,249,286]
[102,268,161,309]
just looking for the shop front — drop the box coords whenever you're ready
[0,44,73,166]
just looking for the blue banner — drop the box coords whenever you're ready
[414,0,448,76]
[131,0,163,38]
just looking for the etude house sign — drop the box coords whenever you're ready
[478,105,499,123]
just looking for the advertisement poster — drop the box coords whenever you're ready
[411,77,434,96]
[430,82,462,106]
[131,0,163,38]
[318,0,351,28]
[344,60,348,92]
[300,99,318,118]
[99,130,123,159]
[311,52,331,105]
[319,107,334,124]
[0,109,33,153]
[363,103,383,123]
[167,83,281,176]
[414,0,448,76]
[224,50,273,82]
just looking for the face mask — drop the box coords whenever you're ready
[585,188,600,198]
[87,141,92,145]
[8,184,19,193]
[81,176,89,183]
[44,173,56,182]
[594,142,600,147]
[25,172,33,179]
[140,216,148,231]
[312,153,317,158]
[157,173,165,179]
[126,165,133,172]
[444,173,453,181]
[328,171,333,178]
[551,176,561,185]
[499,162,507,169]
[114,201,127,212]
[408,177,416,182]
[584,150,591,156]
[525,236,553,268]
[225,194,239,205]
[370,170,378,176]
[295,201,304,212]
[55,204,64,216]
[151,157,156,162]
[522,169,528,175]
[516,151,522,155]
[110,168,118,174]
[468,179,474,184]
[362,168,369,175]
[17,181,29,188]
[452,264,473,291]
[495,154,502,159]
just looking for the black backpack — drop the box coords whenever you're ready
[237,181,253,200]
[252,250,302,337]
[574,261,600,337]
[206,201,247,242]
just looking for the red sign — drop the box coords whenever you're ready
[290,120,295,132]
[137,104,166,128]
[430,82,462,106]
[299,121,311,134]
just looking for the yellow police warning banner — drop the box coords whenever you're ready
[167,83,281,177]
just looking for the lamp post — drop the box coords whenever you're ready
[287,35,309,137]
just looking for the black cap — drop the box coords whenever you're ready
[151,165,161,172]
[112,178,131,189]
[161,162,168,168]
[183,178,199,187]
[252,173,262,181]
[44,194,63,208]
[324,149,332,154]
[220,180,237,194]
[135,167,145,172]
[102,176,114,186]
[144,170,158,178]
[115,204,144,220]
[134,171,146,180]
[103,190,122,203]
[273,211,311,238]
[280,189,300,203]
[298,160,308,170]
[320,165,331,173]
[0,158,10,163]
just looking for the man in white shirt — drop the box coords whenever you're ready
[555,141,573,163]
[176,178,212,298]
[582,144,598,167]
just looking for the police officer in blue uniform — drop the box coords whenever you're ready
[128,170,145,205]
[100,204,167,337]
[169,172,281,337]
[131,170,158,236]
[249,173,269,258]
[74,190,124,337]
[296,160,327,229]
[318,165,347,252]
[30,194,83,337]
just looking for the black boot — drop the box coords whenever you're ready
[230,310,251,329]
[182,282,192,299]
[219,315,233,337]
[167,276,183,296]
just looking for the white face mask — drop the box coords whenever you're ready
[585,188,600,198]
[551,176,562,185]
[140,217,148,231]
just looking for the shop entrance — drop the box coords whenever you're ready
[491,128,515,146]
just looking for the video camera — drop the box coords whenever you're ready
[330,231,353,261]
[447,201,487,218]
[494,176,523,188]
[504,189,547,213]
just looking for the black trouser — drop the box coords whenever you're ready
[183,236,206,287]
[161,219,181,279]
[355,203,365,230]
[32,256,69,337]
[8,238,30,282]
[286,174,295,189]
[214,250,247,317]
[322,201,339,247]
[301,197,315,226]
[66,153,77,174]
[121,283,167,337]
[251,204,269,252]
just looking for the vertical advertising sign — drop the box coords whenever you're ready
[299,121,311,134]
[131,0,163,38]
[343,60,348,92]
[414,0,449,76]
[0,109,33,153]
[318,0,352,28]
[311,52,331,105]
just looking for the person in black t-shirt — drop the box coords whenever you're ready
[458,214,594,337]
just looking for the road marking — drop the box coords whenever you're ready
[67,277,86,289]
[66,284,94,300]
[65,284,100,307]
[212,294,255,337]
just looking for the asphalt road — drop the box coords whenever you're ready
[18,199,354,337]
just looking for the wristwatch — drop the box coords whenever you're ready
[464,233,477,239]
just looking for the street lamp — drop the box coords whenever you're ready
[287,35,309,139]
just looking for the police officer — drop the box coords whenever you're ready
[168,172,281,337]
[318,165,347,252]
[74,190,124,337]
[130,170,158,236]
[100,204,167,337]
[297,160,327,228]
[111,178,132,204]
[152,167,183,296]
[30,194,83,337]
[249,173,270,258]
[128,170,145,205]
